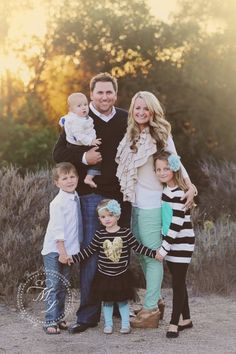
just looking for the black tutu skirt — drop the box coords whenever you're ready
[90,269,137,303]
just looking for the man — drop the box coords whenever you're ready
[53,72,131,333]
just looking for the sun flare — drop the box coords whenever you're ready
[0,4,47,84]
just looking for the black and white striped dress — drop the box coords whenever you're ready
[158,186,195,264]
[72,227,156,302]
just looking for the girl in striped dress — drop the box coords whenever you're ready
[154,151,195,338]
[71,199,158,335]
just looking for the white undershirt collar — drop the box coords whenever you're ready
[89,102,116,122]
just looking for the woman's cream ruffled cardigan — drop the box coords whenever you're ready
[115,128,157,203]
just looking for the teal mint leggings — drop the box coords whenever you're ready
[103,301,129,328]
[132,207,163,310]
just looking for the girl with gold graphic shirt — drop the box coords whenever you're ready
[62,199,159,335]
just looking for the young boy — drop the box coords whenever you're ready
[41,162,82,334]
[59,92,101,188]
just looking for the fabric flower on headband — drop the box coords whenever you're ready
[106,200,121,215]
[168,154,181,172]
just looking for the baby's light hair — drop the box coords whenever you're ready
[97,199,121,216]
[67,92,88,107]
[154,151,188,191]
[52,162,78,182]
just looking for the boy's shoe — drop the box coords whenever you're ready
[103,326,113,334]
[120,326,131,334]
[43,325,60,335]
[58,321,68,330]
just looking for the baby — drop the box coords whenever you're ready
[59,92,101,188]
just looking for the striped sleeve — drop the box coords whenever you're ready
[159,193,185,257]
[72,231,100,263]
[128,230,156,258]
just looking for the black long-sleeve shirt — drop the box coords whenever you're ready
[72,227,157,276]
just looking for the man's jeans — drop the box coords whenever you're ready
[43,252,70,327]
[76,193,105,324]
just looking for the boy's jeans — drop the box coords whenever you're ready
[43,252,70,327]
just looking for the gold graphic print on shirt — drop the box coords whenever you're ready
[103,237,123,262]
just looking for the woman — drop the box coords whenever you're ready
[116,91,196,328]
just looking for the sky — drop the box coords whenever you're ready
[147,0,178,22]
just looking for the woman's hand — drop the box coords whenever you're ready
[181,184,196,210]
[155,249,164,262]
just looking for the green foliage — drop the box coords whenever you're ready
[0,0,235,169]
[0,118,57,169]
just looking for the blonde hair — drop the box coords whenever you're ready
[67,92,87,108]
[90,72,118,93]
[52,162,78,182]
[127,91,171,152]
[153,151,188,191]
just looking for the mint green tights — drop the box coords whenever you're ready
[132,207,163,310]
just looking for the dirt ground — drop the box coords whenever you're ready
[0,288,236,354]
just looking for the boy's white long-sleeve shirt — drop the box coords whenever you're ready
[41,189,81,256]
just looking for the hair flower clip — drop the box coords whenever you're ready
[106,200,121,216]
[168,154,181,172]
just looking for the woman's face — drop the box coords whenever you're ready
[133,97,153,131]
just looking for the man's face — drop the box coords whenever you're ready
[90,81,117,115]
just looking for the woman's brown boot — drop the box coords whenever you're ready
[158,299,165,320]
[130,308,161,328]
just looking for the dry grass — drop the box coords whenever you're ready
[0,163,235,299]
[199,158,236,220]
[0,166,55,299]
[190,216,236,294]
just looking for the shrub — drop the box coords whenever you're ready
[0,166,55,299]
[0,164,235,300]
[198,159,236,220]
[0,166,80,301]
[190,216,236,294]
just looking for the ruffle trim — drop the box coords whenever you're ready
[116,128,157,203]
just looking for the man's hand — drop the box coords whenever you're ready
[85,146,102,165]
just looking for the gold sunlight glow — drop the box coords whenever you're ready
[1,0,174,84]
[147,0,177,21]
[0,0,228,85]
[0,5,47,84]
